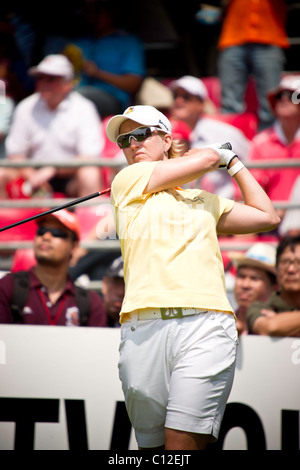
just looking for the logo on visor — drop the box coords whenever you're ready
[159,119,169,131]
[125,107,134,115]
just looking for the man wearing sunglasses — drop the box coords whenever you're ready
[248,75,300,218]
[169,75,250,199]
[0,209,107,326]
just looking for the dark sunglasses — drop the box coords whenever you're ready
[35,74,63,82]
[37,226,70,239]
[116,126,159,149]
[173,92,199,102]
[275,90,294,101]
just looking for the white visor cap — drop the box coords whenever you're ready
[106,105,172,143]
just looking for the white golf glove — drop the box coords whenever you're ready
[205,143,237,168]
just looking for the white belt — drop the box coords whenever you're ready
[128,307,208,321]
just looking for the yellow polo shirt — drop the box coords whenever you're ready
[111,161,235,322]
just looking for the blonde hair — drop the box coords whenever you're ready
[158,132,184,159]
[168,139,185,159]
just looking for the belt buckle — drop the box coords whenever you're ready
[160,307,183,320]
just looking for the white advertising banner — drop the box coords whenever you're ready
[0,325,299,451]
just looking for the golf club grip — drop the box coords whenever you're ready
[220,142,232,150]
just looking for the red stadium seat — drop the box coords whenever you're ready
[202,76,259,117]
[11,248,36,272]
[204,111,258,140]
[0,208,41,241]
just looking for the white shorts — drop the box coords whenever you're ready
[118,311,238,448]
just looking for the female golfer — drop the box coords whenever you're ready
[106,105,280,450]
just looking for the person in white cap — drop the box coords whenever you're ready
[169,75,250,199]
[231,243,277,335]
[247,235,300,337]
[0,54,104,199]
[248,74,300,218]
[106,104,280,450]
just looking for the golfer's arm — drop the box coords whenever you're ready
[143,148,220,194]
[217,158,281,234]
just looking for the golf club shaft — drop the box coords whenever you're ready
[0,187,111,233]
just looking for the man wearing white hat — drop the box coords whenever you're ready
[0,54,104,199]
[231,243,277,335]
[248,74,300,214]
[247,235,300,337]
[169,75,250,199]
